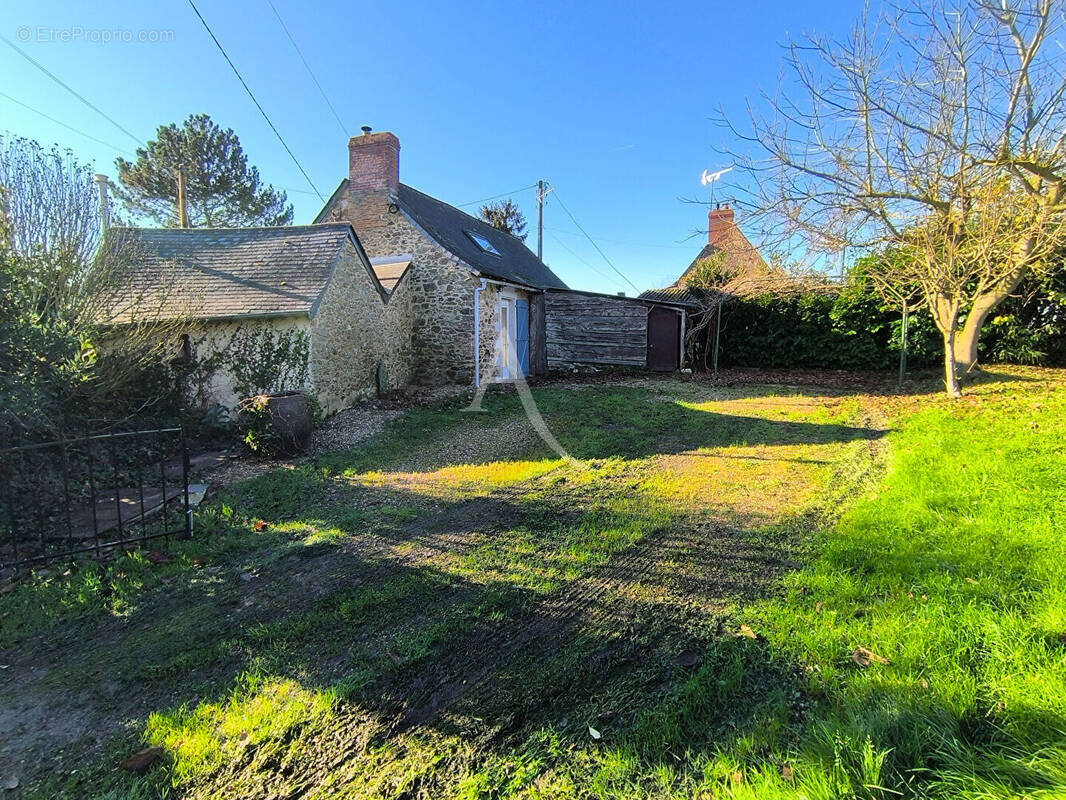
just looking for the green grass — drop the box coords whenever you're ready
[4,372,1064,799]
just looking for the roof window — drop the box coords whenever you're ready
[465,230,501,256]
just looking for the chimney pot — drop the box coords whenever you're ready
[361,125,372,136]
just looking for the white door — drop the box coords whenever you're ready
[496,296,517,379]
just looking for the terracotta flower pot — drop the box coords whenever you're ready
[248,391,312,456]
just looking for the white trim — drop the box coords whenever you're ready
[494,291,519,381]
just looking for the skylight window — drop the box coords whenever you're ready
[465,230,501,256]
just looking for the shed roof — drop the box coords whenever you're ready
[107,223,361,322]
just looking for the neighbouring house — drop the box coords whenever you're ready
[640,203,770,306]
[118,128,695,414]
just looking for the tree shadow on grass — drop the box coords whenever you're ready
[320,384,886,475]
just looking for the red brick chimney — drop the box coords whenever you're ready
[708,203,735,245]
[348,127,399,194]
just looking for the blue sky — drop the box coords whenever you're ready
[1,0,861,293]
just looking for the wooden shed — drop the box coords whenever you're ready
[533,289,691,373]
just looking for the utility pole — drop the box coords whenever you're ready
[176,165,190,228]
[93,174,110,237]
[536,179,545,261]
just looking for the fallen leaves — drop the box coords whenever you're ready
[253,520,270,532]
[144,551,172,565]
[120,746,163,775]
[851,646,889,667]
[738,625,758,639]
[588,725,601,740]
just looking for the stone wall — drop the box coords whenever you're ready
[321,193,479,385]
[309,238,414,412]
[186,316,312,410]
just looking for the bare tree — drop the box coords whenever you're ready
[0,136,191,439]
[725,0,1066,395]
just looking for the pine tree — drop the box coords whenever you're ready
[116,114,293,228]
[478,199,527,242]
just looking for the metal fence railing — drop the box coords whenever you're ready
[0,427,191,571]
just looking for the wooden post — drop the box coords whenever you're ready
[712,301,722,377]
[176,166,189,228]
[898,300,909,388]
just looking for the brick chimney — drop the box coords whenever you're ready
[707,203,735,245]
[348,127,399,194]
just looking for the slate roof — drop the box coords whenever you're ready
[316,180,568,290]
[107,224,357,322]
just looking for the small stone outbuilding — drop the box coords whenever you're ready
[114,223,413,412]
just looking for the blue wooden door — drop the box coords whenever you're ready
[515,298,530,376]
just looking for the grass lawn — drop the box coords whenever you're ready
[1,369,1064,799]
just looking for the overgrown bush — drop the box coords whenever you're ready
[0,137,189,446]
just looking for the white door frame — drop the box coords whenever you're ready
[495,287,519,380]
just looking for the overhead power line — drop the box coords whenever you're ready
[265,0,348,138]
[545,229,616,285]
[548,189,640,293]
[457,183,539,208]
[0,90,137,156]
[186,0,325,203]
[0,33,144,147]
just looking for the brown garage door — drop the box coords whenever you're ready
[647,306,680,371]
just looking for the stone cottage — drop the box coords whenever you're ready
[314,128,569,386]
[119,129,693,414]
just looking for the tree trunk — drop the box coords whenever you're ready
[953,272,1028,374]
[954,237,1032,373]
[933,294,962,397]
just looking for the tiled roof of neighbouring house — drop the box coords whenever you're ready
[637,285,703,306]
[640,225,771,307]
[106,223,361,322]
[678,232,769,286]
[316,179,569,290]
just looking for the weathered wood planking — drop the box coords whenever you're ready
[545,291,649,367]
[529,293,548,375]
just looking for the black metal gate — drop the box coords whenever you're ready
[0,427,192,571]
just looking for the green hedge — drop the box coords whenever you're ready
[710,278,1066,371]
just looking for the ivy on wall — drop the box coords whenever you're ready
[184,324,310,406]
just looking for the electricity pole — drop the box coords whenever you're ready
[536,179,545,261]
[176,165,190,228]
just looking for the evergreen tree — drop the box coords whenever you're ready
[116,114,293,228]
[479,199,527,241]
